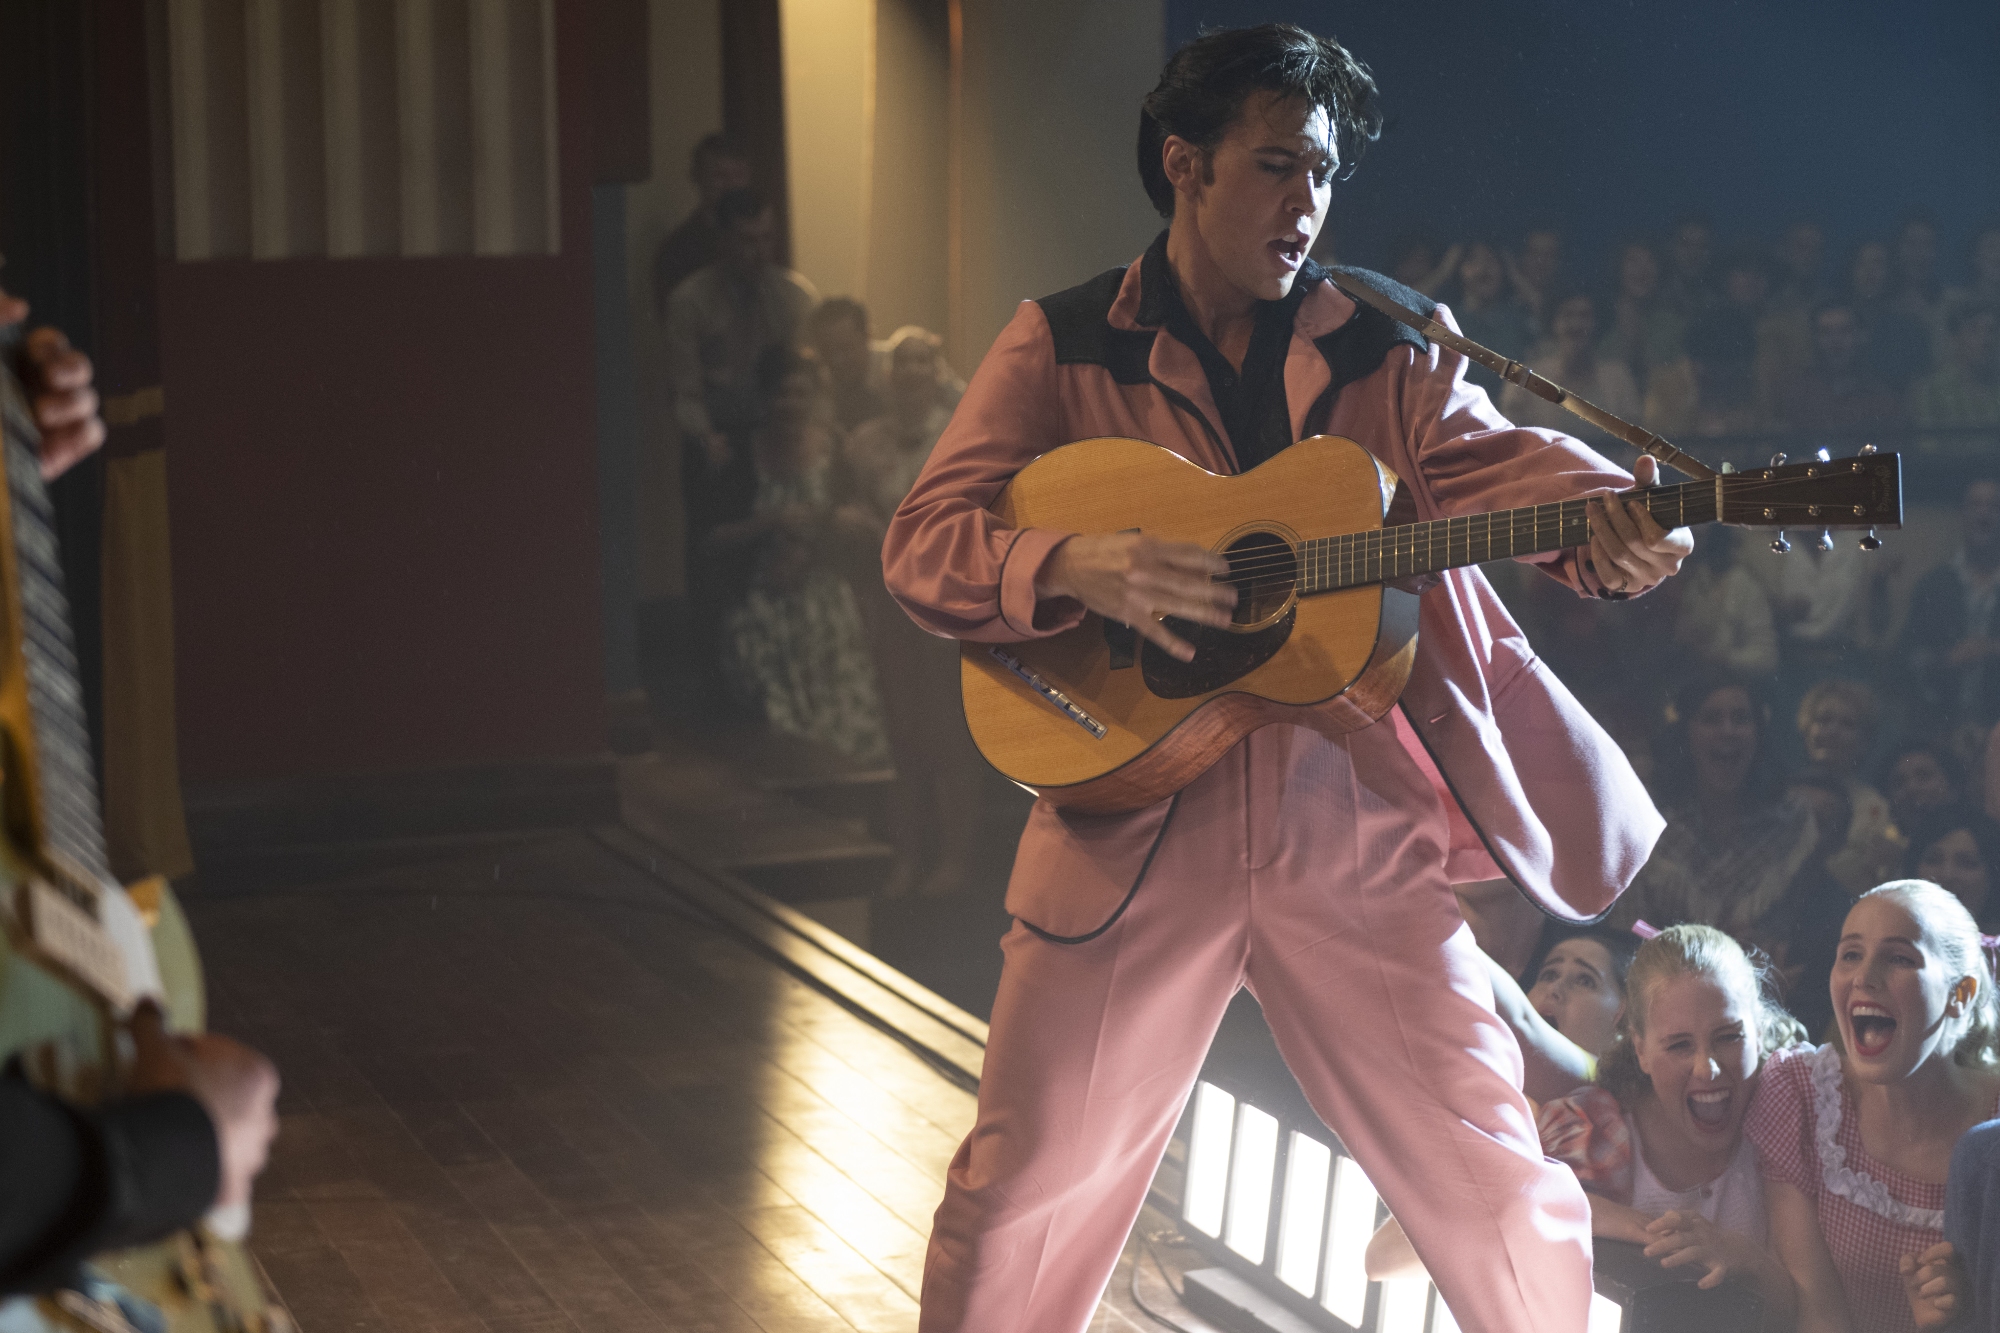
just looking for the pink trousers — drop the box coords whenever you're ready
[919,721,1592,1333]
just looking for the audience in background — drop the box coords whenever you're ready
[1522,926,1637,1073]
[1664,215,1717,320]
[1902,805,2000,932]
[1499,290,1641,447]
[1510,224,1566,333]
[666,187,820,684]
[1608,675,1818,964]
[1852,238,1936,392]
[1797,680,1897,884]
[1885,741,1969,833]
[710,346,885,765]
[1774,300,1904,433]
[1905,479,2000,736]
[653,133,755,319]
[1598,238,1685,393]
[806,298,886,432]
[1442,239,1533,398]
[1746,881,1996,1332]
[842,329,983,899]
[1913,300,2000,442]
[1669,525,1778,679]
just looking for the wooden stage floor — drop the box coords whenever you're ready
[184,830,1208,1333]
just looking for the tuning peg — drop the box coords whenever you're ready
[1769,452,1788,467]
[1771,531,1792,555]
[1860,528,1882,551]
[1859,443,1878,455]
[1815,447,1832,463]
[1815,529,1835,552]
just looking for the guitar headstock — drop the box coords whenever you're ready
[1721,449,1901,531]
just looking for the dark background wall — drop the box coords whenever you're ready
[1167,0,2000,283]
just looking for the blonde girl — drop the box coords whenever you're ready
[1538,925,1802,1321]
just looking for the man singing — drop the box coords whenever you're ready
[883,24,1689,1333]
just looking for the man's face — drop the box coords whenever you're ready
[1814,308,1861,370]
[696,154,754,211]
[1519,230,1561,291]
[811,315,871,389]
[1174,92,1334,303]
[720,210,775,277]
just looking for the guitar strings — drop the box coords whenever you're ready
[1197,474,1858,584]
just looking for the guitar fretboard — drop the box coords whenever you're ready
[0,364,112,888]
[1298,480,1718,593]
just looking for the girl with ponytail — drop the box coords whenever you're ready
[1538,925,1803,1319]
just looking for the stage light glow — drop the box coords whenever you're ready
[1275,1131,1331,1296]
[1183,1081,1235,1238]
[1322,1153,1380,1325]
[1378,1278,1430,1333]
[1224,1103,1280,1263]
[1589,1291,1625,1333]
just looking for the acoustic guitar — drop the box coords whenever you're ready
[959,434,1901,814]
[0,357,285,1333]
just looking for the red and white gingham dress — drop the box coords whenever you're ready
[1744,1044,1994,1333]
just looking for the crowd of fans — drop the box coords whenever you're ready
[1386,214,2000,451]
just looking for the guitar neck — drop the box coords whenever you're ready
[1300,480,1716,593]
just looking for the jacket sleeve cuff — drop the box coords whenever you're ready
[999,528,1086,637]
[94,1093,219,1250]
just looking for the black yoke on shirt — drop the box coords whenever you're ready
[1035,232,1431,473]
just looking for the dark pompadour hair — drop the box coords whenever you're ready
[1137,24,1380,220]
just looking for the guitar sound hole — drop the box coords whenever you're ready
[1222,529,1299,628]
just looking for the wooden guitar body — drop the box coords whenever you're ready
[961,436,1420,814]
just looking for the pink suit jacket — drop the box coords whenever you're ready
[883,252,1665,938]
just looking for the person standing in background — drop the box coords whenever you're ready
[665,188,819,691]
[652,134,754,320]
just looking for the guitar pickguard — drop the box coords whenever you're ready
[1140,607,1296,699]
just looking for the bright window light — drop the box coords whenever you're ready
[1223,1103,1280,1263]
[1378,1279,1429,1333]
[1183,1082,1234,1238]
[1429,1289,1462,1333]
[1321,1154,1380,1326]
[1588,1292,1624,1333]
[1275,1132,1332,1296]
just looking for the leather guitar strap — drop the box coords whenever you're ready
[1324,269,1718,483]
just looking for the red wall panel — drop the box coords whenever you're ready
[161,5,602,786]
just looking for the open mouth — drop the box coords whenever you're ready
[1536,1006,1560,1032]
[1270,235,1307,270]
[1687,1088,1731,1129]
[1851,1002,1898,1057]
